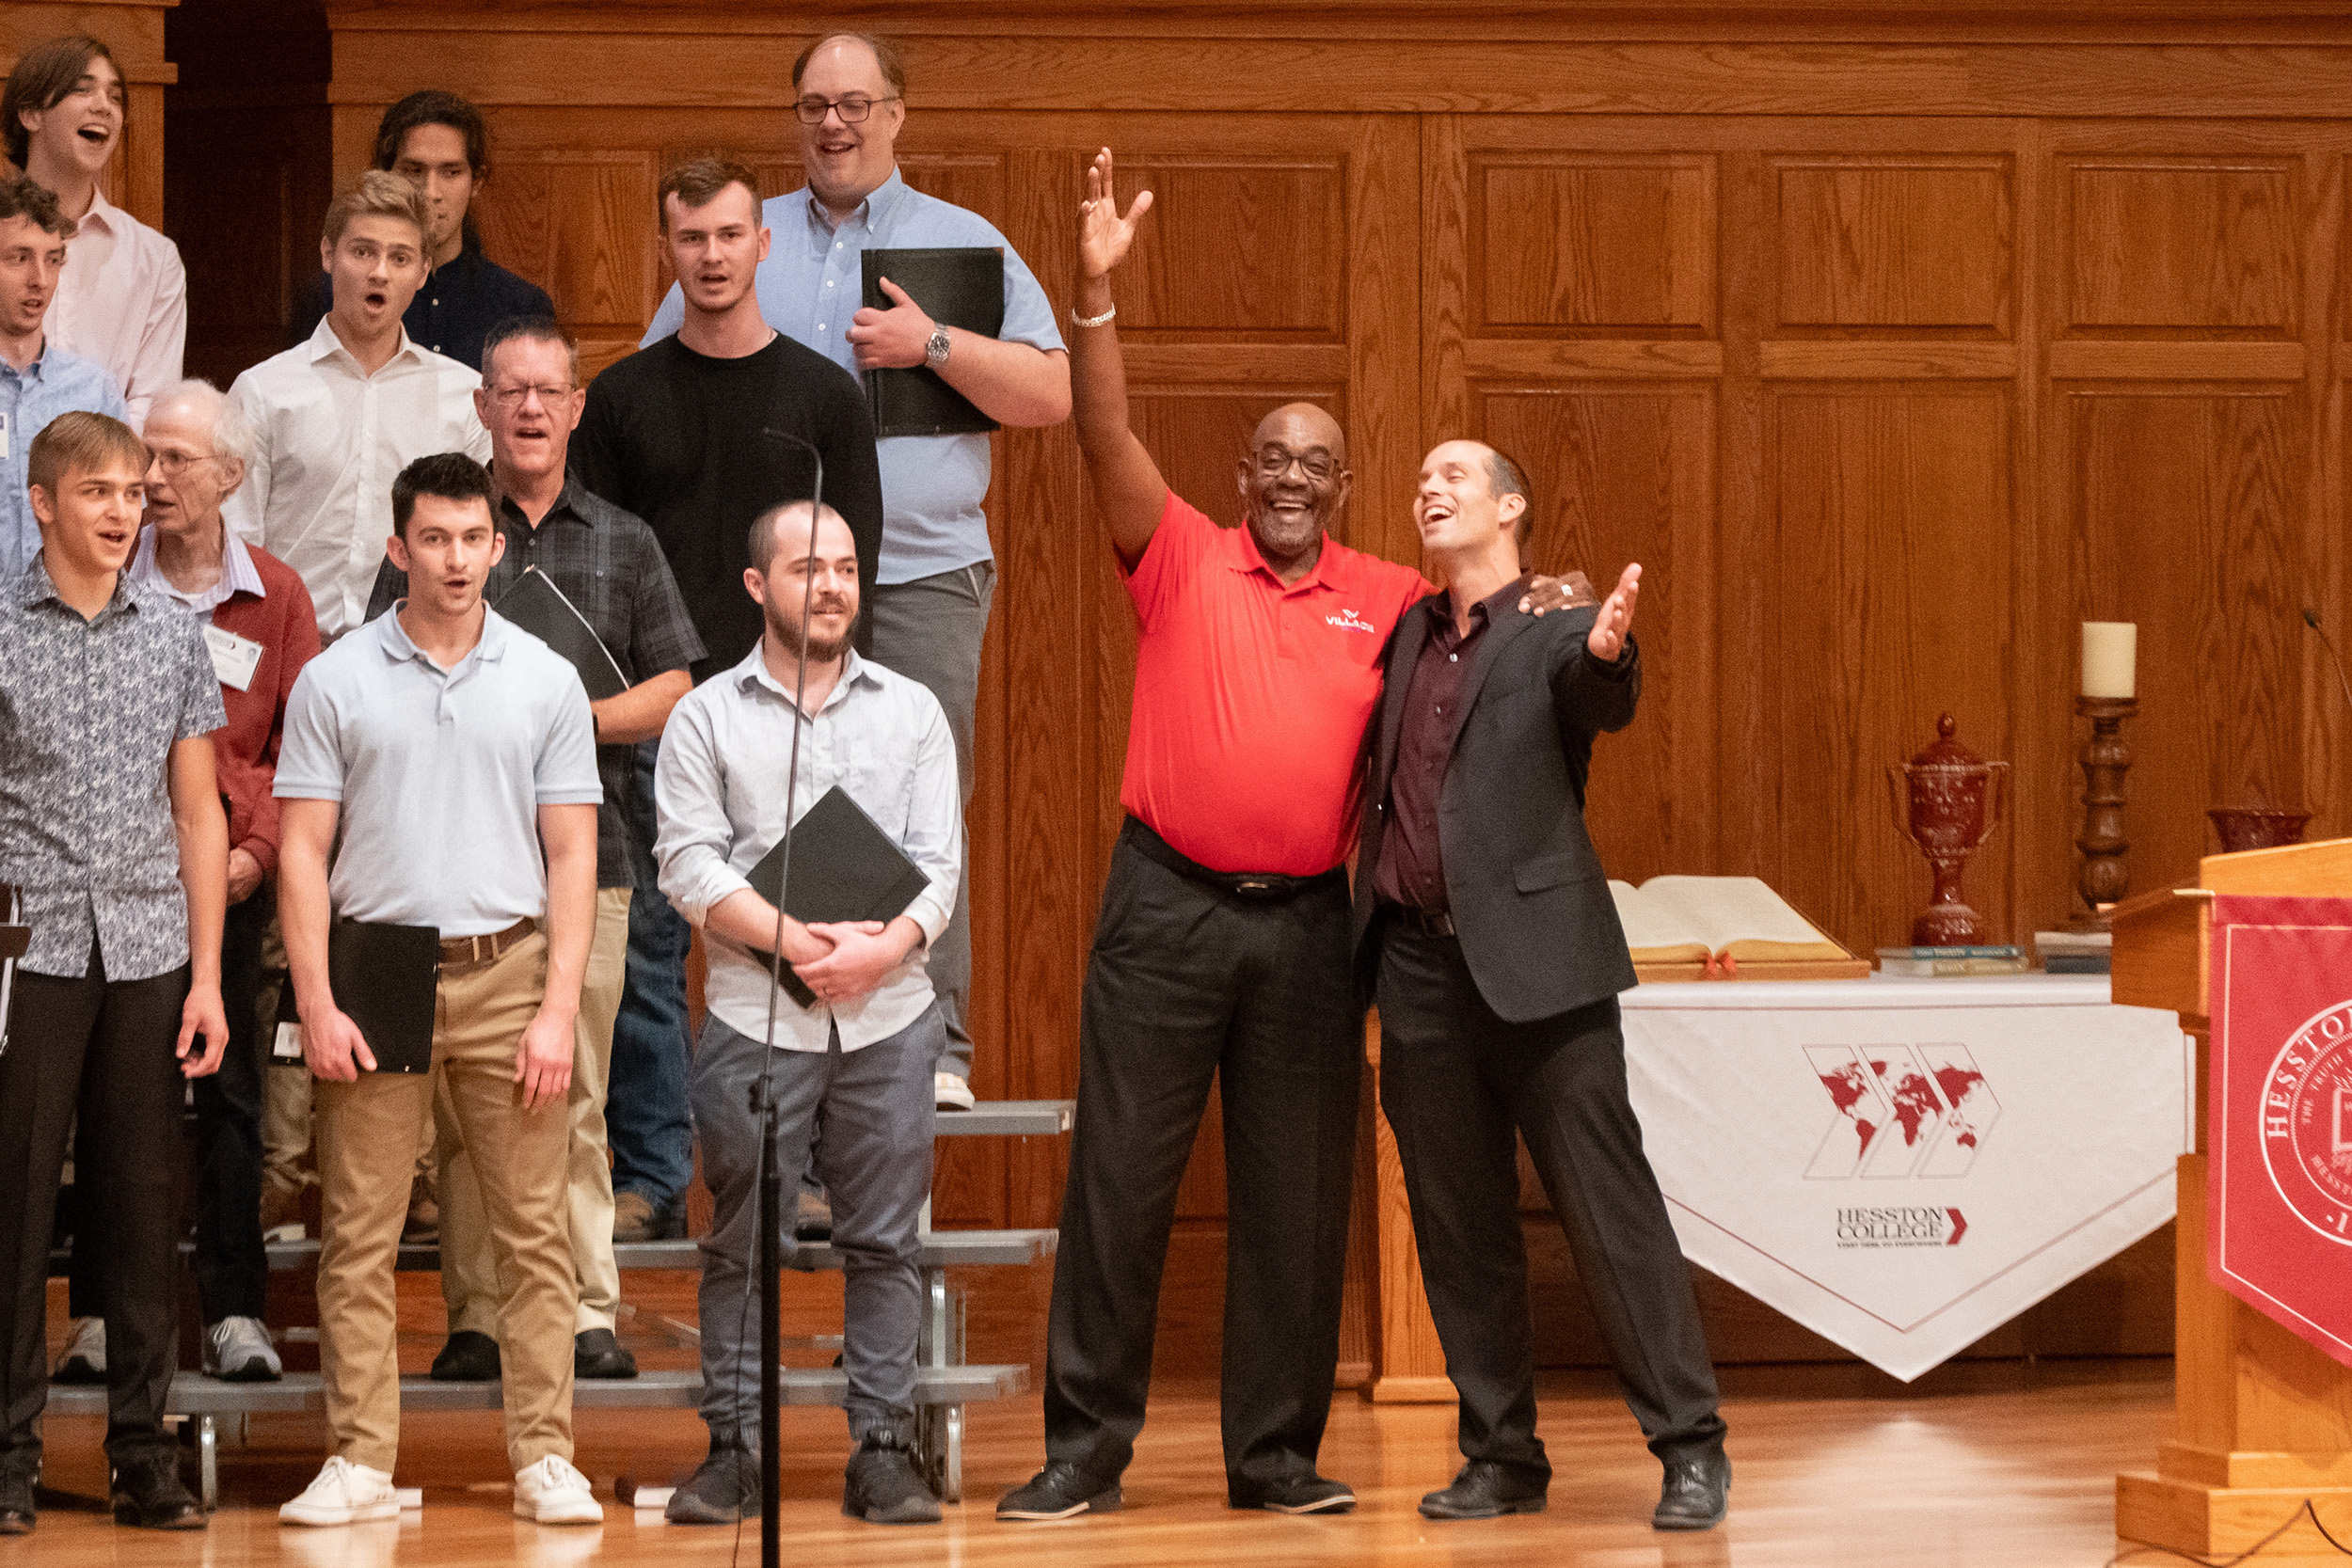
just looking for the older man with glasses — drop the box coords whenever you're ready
[638,28,1067,1133]
[367,316,703,1386]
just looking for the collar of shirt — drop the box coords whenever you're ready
[73,188,121,241]
[1430,574,1525,645]
[0,340,56,387]
[801,166,908,243]
[127,521,266,614]
[496,474,596,535]
[374,599,513,680]
[1224,520,1342,596]
[304,313,422,376]
[732,641,879,717]
[18,552,159,622]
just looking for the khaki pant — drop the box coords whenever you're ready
[314,930,573,1475]
[440,886,630,1335]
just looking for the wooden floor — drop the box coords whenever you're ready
[16,1357,2225,1566]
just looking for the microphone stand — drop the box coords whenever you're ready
[751,428,823,1568]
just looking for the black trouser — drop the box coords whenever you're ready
[0,944,188,1475]
[1375,918,1726,1479]
[65,890,270,1327]
[1043,820,1360,1490]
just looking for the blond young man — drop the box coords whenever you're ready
[0,412,227,1534]
[223,170,489,640]
[273,452,602,1528]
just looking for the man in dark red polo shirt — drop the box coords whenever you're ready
[1000,150,1574,1523]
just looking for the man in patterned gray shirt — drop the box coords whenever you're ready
[0,411,230,1534]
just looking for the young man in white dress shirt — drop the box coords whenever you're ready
[272,451,603,1527]
[223,170,488,641]
[2,36,184,427]
[654,499,960,1527]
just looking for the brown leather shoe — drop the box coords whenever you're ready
[110,1455,206,1530]
[259,1177,306,1242]
[612,1190,660,1244]
[401,1175,439,1246]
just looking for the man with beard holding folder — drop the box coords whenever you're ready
[1353,440,1730,1531]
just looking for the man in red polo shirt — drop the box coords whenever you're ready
[1000,150,1573,1523]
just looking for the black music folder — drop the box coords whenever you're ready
[326,920,439,1074]
[497,567,631,702]
[860,246,1005,438]
[744,785,931,1009]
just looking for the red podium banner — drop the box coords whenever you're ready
[2209,895,2352,1367]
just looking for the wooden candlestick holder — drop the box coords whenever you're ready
[2074,695,2137,927]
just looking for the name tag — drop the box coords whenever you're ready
[204,623,263,691]
[0,411,10,460]
[273,1022,304,1062]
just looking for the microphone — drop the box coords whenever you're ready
[745,426,826,1568]
[2304,609,2352,722]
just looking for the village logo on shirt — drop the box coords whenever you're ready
[1326,608,1376,633]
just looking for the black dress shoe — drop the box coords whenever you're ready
[428,1329,501,1382]
[1419,1460,1549,1520]
[1229,1473,1355,1513]
[996,1460,1121,1521]
[574,1328,638,1379]
[109,1455,205,1530]
[0,1470,32,1534]
[1653,1451,1731,1530]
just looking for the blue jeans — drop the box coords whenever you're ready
[608,739,694,1211]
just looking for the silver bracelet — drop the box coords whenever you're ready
[1069,303,1117,328]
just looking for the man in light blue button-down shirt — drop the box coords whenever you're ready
[0,172,125,586]
[641,31,1066,1104]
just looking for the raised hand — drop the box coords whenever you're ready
[1079,147,1153,281]
[1587,562,1642,663]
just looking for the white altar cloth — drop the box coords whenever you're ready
[1621,974,2192,1379]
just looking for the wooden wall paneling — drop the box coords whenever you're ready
[1772,155,2012,335]
[2061,158,2300,336]
[2061,385,2308,890]
[1766,384,2019,951]
[467,147,658,373]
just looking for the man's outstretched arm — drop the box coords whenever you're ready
[1073,147,1170,568]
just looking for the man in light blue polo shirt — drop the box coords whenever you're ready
[272,451,606,1528]
[0,171,124,584]
[640,30,1068,1110]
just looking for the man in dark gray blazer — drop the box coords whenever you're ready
[1351,439,1729,1531]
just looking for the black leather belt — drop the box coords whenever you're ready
[1384,902,1457,939]
[1122,817,1345,904]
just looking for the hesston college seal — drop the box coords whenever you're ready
[2264,1000,2352,1246]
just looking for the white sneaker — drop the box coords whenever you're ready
[280,1456,399,1527]
[514,1454,603,1525]
[51,1316,104,1383]
[205,1316,283,1382]
[934,1071,976,1111]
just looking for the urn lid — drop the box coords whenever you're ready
[1907,713,1982,771]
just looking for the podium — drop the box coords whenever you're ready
[2111,838,2352,1558]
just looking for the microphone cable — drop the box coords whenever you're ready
[2304,609,2352,725]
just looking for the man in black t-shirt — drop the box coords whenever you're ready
[572,157,882,1247]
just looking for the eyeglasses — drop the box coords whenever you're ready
[792,94,900,125]
[489,384,573,409]
[1252,446,1340,483]
[146,450,218,477]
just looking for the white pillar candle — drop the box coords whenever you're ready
[2082,621,2137,700]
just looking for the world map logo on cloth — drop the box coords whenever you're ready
[1803,1044,2002,1180]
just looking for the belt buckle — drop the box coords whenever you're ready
[1234,879,1273,895]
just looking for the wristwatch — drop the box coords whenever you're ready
[924,324,951,368]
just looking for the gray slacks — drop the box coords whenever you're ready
[868,562,993,1079]
[690,1005,941,1436]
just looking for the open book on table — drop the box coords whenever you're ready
[1610,875,1868,980]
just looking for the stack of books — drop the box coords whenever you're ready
[1874,944,2030,977]
[2031,928,2112,974]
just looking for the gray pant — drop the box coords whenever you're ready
[690,1006,940,1436]
[868,562,993,1080]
